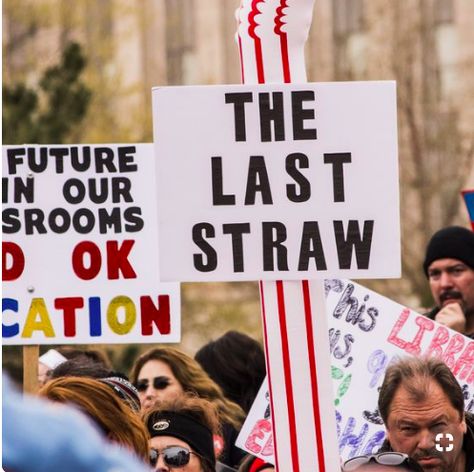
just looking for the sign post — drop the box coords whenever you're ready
[22,345,39,394]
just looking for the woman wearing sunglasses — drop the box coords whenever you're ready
[130,347,246,468]
[341,452,424,471]
[142,394,219,472]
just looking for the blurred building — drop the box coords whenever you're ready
[3,1,473,154]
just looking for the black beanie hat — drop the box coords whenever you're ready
[423,226,474,276]
[146,411,216,470]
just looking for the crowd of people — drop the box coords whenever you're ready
[3,225,474,472]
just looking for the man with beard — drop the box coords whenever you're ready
[423,226,474,338]
[377,357,474,472]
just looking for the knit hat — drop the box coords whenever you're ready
[423,226,474,276]
[99,377,141,412]
[146,411,216,469]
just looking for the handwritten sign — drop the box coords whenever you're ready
[153,82,400,282]
[236,380,273,462]
[237,279,474,463]
[2,144,180,345]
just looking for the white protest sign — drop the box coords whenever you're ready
[153,81,400,282]
[236,379,273,463]
[2,144,180,345]
[326,279,474,461]
[237,279,474,464]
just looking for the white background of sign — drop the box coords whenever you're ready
[2,143,180,344]
[153,82,400,282]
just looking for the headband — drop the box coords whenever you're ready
[147,411,216,468]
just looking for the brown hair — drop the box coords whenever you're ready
[39,376,150,461]
[378,356,464,424]
[130,347,245,429]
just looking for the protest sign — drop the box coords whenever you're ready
[236,379,273,462]
[462,189,474,230]
[152,81,400,282]
[237,279,474,464]
[2,144,180,345]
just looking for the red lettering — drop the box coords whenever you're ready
[54,297,84,337]
[468,367,474,384]
[452,341,474,383]
[405,316,434,356]
[2,242,25,281]
[425,326,450,358]
[140,295,171,335]
[387,309,410,349]
[72,241,101,280]
[442,334,465,369]
[245,419,272,454]
[261,431,274,456]
[106,240,136,279]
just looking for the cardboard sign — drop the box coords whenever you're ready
[153,81,400,282]
[237,280,474,463]
[2,144,180,345]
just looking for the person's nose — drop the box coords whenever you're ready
[155,454,169,471]
[417,430,435,451]
[439,270,455,289]
[145,383,156,398]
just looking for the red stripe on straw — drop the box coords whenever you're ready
[238,35,245,83]
[248,0,265,83]
[259,281,280,471]
[275,0,291,82]
[276,281,300,472]
[254,38,265,83]
[302,280,326,471]
[280,32,291,82]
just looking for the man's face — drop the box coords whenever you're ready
[427,258,474,316]
[386,380,466,472]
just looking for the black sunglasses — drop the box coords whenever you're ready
[342,452,423,471]
[149,445,199,468]
[135,376,170,392]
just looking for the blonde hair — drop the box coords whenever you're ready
[130,347,245,429]
[39,376,149,461]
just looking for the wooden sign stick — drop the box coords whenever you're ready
[23,345,39,394]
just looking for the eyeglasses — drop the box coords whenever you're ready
[135,376,170,392]
[342,452,423,471]
[149,446,198,468]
